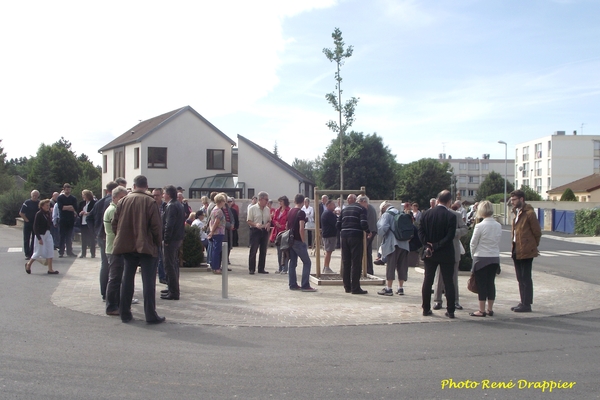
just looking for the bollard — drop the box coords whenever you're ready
[221,241,228,299]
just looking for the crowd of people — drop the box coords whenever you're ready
[21,176,541,323]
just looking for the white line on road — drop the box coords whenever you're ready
[8,248,21,253]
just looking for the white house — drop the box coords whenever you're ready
[515,131,600,199]
[237,134,315,200]
[99,106,237,196]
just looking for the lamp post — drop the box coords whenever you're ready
[498,140,508,225]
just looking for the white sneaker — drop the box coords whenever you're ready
[323,267,335,274]
[132,298,140,304]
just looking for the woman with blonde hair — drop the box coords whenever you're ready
[25,199,58,274]
[208,193,227,274]
[78,189,96,258]
[469,200,502,317]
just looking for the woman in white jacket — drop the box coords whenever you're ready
[469,201,502,317]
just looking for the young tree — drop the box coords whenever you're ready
[475,171,515,201]
[560,188,578,201]
[519,184,543,201]
[273,141,280,158]
[323,27,359,190]
[396,158,452,208]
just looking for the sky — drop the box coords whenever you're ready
[1,0,599,168]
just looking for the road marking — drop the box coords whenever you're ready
[577,251,600,256]
[539,252,559,257]
[8,248,22,253]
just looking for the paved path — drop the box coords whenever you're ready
[49,240,600,327]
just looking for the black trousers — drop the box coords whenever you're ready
[474,263,498,301]
[341,236,363,292]
[80,224,96,257]
[120,252,161,322]
[23,222,35,258]
[248,228,269,272]
[105,253,124,313]
[59,223,74,256]
[164,240,182,297]
[422,257,455,313]
[366,233,376,275]
[512,255,533,306]
[98,237,109,298]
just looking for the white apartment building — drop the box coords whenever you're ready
[438,154,515,203]
[515,131,600,199]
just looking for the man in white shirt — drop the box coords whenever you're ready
[247,191,271,274]
[301,198,315,247]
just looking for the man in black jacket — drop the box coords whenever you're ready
[418,190,457,318]
[336,194,369,294]
[161,185,185,300]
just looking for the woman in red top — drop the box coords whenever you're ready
[269,196,290,273]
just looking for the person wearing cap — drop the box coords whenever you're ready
[56,183,79,258]
[377,201,411,296]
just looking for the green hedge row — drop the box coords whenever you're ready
[575,209,600,236]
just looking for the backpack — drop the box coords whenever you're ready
[387,210,414,241]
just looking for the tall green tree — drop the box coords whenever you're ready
[323,27,359,190]
[475,171,515,201]
[27,138,81,198]
[519,184,543,201]
[396,158,452,208]
[319,131,396,200]
[292,157,319,183]
[0,140,15,192]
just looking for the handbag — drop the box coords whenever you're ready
[275,209,300,251]
[467,273,478,293]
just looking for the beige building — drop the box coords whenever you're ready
[546,173,600,202]
[515,131,600,200]
[438,154,515,203]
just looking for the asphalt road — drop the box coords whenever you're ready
[2,225,599,399]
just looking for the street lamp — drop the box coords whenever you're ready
[498,140,508,225]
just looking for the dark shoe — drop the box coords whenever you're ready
[67,253,77,258]
[345,289,351,293]
[351,289,368,295]
[91,255,96,258]
[433,303,442,310]
[510,303,523,311]
[161,294,179,300]
[59,254,64,258]
[289,286,301,291]
[106,310,120,316]
[454,303,463,310]
[121,315,133,323]
[79,255,86,258]
[396,288,404,295]
[377,288,393,296]
[423,310,433,316]
[25,257,31,261]
[159,278,168,284]
[301,287,317,292]
[445,312,455,319]
[469,311,486,317]
[147,316,166,325]
[258,271,269,274]
[160,289,169,294]
[227,268,232,271]
[487,310,494,317]
[513,305,532,313]
[249,271,255,275]
[374,259,385,265]
[47,270,59,274]
[25,263,31,274]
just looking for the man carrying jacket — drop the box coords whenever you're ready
[509,189,541,313]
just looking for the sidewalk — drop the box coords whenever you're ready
[50,242,600,327]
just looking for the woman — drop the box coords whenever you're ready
[78,190,96,258]
[200,196,209,215]
[301,198,315,247]
[469,200,502,317]
[207,193,227,274]
[25,199,58,274]
[186,212,196,226]
[269,196,290,274]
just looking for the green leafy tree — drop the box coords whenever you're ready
[560,188,577,201]
[396,158,452,208]
[27,138,82,198]
[5,156,30,179]
[519,184,543,201]
[319,132,396,199]
[0,140,15,192]
[291,157,319,183]
[475,171,515,202]
[323,27,359,190]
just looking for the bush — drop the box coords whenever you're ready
[575,209,600,236]
[459,227,474,271]
[560,188,577,201]
[0,188,29,225]
[182,225,205,267]
[486,193,505,204]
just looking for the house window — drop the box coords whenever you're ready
[535,178,542,194]
[515,180,519,189]
[468,163,479,170]
[534,143,542,159]
[459,189,466,197]
[207,149,225,170]
[148,147,167,168]
[522,146,529,161]
[548,140,552,151]
[594,159,600,174]
[594,141,600,157]
[114,148,125,180]
[468,190,476,197]
[459,163,467,170]
[458,176,467,184]
[248,188,255,199]
[547,177,551,190]
[103,155,107,173]
[134,147,140,169]
[535,161,541,176]
[482,163,489,170]
[469,176,479,184]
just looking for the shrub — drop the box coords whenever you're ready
[575,209,600,236]
[182,225,205,267]
[486,193,505,204]
[560,188,577,201]
[0,188,29,225]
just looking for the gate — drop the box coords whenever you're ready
[552,210,575,234]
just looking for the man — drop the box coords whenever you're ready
[49,192,60,248]
[412,203,421,226]
[318,195,329,218]
[111,175,165,324]
[247,191,271,274]
[177,191,191,220]
[161,185,185,301]
[357,195,377,275]
[377,201,410,296]
[152,187,168,284]
[56,183,79,258]
[321,200,337,274]
[229,198,240,247]
[510,189,541,313]
[103,186,128,316]
[454,200,467,223]
[337,194,369,294]
[418,190,457,318]
[301,198,315,247]
[287,194,317,292]
[433,202,468,310]
[429,198,437,210]
[19,190,40,260]
[87,181,119,301]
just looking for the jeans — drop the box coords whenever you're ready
[341,236,363,292]
[164,240,182,297]
[157,244,166,281]
[210,234,224,271]
[277,245,288,272]
[105,253,124,313]
[120,252,161,322]
[288,240,311,289]
[59,223,74,256]
[248,228,269,272]
[98,237,109,298]
[422,258,456,313]
[23,222,35,258]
